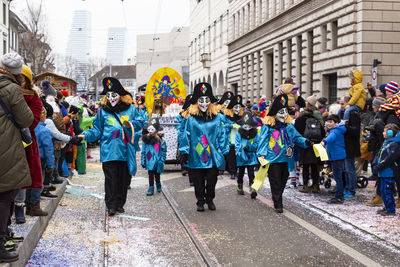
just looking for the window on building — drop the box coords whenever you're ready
[220,15,223,48]
[321,24,327,52]
[328,73,337,103]
[126,80,133,87]
[259,0,263,24]
[2,2,6,25]
[232,14,236,39]
[3,39,6,54]
[331,21,338,49]
[213,22,217,51]
[252,0,256,27]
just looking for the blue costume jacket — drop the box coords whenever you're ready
[323,125,347,161]
[141,136,167,173]
[257,123,307,171]
[179,113,229,169]
[221,113,240,146]
[35,121,55,168]
[174,114,187,144]
[235,130,260,166]
[83,104,144,163]
[372,134,400,178]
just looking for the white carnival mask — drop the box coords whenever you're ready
[198,96,210,112]
[233,104,242,115]
[106,92,120,107]
[147,125,156,134]
[276,108,288,123]
[242,124,252,131]
[224,100,231,107]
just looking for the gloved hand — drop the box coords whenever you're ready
[70,136,83,145]
[180,154,189,165]
[141,164,145,169]
[305,139,314,148]
[243,146,249,152]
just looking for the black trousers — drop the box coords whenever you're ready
[148,171,161,186]
[302,164,319,186]
[102,161,131,210]
[189,167,218,205]
[225,146,237,176]
[237,165,255,186]
[58,146,67,175]
[0,190,17,239]
[268,163,289,209]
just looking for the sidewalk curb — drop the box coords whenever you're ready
[5,181,67,267]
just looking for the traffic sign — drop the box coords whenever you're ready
[371,67,377,87]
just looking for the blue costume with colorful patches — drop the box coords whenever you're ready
[257,95,309,212]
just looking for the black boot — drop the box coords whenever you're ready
[14,204,26,224]
[52,176,64,184]
[0,238,18,263]
[41,190,58,198]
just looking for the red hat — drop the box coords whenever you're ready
[61,90,69,97]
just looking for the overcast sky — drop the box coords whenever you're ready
[11,0,190,61]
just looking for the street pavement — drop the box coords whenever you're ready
[25,147,400,266]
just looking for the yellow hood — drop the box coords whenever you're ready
[352,70,363,85]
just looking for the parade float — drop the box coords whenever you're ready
[145,67,186,164]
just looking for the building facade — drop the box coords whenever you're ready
[189,0,229,96]
[0,1,9,55]
[227,0,400,103]
[106,27,127,65]
[66,10,92,92]
[9,10,26,54]
[136,27,190,90]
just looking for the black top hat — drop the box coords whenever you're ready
[217,91,234,105]
[192,82,218,103]
[267,94,289,116]
[182,94,193,110]
[100,77,130,96]
[148,117,162,132]
[228,94,245,109]
[238,111,257,127]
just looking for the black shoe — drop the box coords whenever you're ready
[116,207,125,213]
[108,208,116,216]
[0,242,18,263]
[328,198,343,204]
[197,204,205,212]
[127,185,131,190]
[207,202,216,211]
[380,210,395,216]
[189,182,194,187]
[46,185,57,191]
[250,189,257,199]
[275,208,283,213]
[230,174,236,180]
[41,190,58,198]
[52,177,64,184]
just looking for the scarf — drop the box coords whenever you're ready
[238,128,258,140]
[103,101,130,113]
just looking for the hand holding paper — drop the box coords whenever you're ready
[313,144,329,161]
[251,157,270,191]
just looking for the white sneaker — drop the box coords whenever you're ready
[71,169,79,177]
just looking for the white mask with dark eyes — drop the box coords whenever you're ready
[198,96,210,112]
[276,108,288,123]
[106,92,120,107]
[147,125,156,134]
[224,100,231,107]
[233,104,241,115]
[242,124,252,131]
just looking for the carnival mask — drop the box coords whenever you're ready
[106,92,120,107]
[276,108,288,123]
[242,124,252,131]
[233,104,242,115]
[147,125,156,134]
[224,100,231,107]
[198,96,210,112]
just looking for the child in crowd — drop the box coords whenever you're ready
[235,111,260,199]
[141,118,167,196]
[343,70,366,121]
[372,124,400,216]
[321,115,347,204]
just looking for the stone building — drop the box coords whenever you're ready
[227,0,400,103]
[189,0,230,96]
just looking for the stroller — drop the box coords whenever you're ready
[320,164,368,189]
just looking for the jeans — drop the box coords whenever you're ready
[381,178,395,213]
[345,157,357,195]
[331,160,345,199]
[14,189,26,204]
[343,105,361,120]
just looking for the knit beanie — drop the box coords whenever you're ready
[378,84,386,96]
[0,53,23,75]
[385,81,399,94]
[372,97,386,108]
[41,80,57,97]
[306,95,317,106]
[317,97,328,105]
[21,65,33,83]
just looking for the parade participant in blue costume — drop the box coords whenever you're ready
[222,95,245,179]
[79,77,144,216]
[217,91,235,113]
[141,118,167,196]
[136,96,149,123]
[174,94,193,181]
[257,94,312,213]
[235,111,260,199]
[179,82,229,212]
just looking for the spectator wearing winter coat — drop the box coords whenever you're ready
[372,124,400,216]
[321,115,347,204]
[317,97,328,113]
[294,97,326,193]
[343,70,366,121]
[13,65,43,224]
[340,96,361,200]
[384,81,399,99]
[0,53,33,263]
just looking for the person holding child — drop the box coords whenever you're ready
[343,70,366,121]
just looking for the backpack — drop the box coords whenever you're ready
[303,117,323,142]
